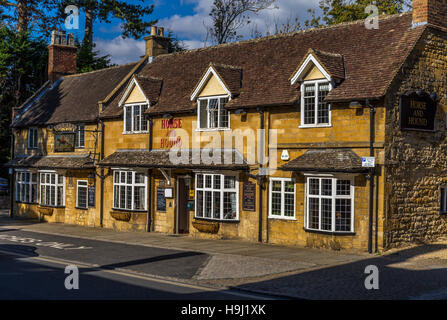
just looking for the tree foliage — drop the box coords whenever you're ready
[76,37,113,73]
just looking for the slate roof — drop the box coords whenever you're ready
[5,155,95,170]
[101,12,426,118]
[13,62,138,128]
[281,149,366,173]
[99,149,249,170]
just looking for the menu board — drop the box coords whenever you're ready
[88,185,95,207]
[157,188,166,212]
[242,182,256,211]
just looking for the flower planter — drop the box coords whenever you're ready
[192,220,220,234]
[110,211,132,222]
[37,206,53,216]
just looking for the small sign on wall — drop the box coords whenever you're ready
[362,157,375,168]
[400,90,437,131]
[88,185,95,207]
[164,187,173,198]
[157,188,166,212]
[242,181,256,211]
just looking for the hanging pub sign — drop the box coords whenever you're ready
[399,90,437,131]
[54,133,75,152]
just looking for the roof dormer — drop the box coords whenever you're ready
[191,63,242,101]
[290,48,345,85]
[119,75,163,107]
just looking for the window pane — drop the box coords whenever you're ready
[205,175,212,189]
[199,100,207,129]
[135,172,145,184]
[317,83,330,124]
[126,186,132,209]
[213,191,221,219]
[125,106,132,132]
[133,105,141,131]
[208,99,219,128]
[120,186,126,208]
[141,105,148,131]
[304,84,315,125]
[134,186,145,210]
[285,181,294,193]
[114,185,119,208]
[213,175,221,190]
[271,192,281,216]
[223,192,237,220]
[272,180,282,192]
[204,191,212,218]
[77,124,85,147]
[335,199,352,231]
[321,198,332,231]
[309,179,319,195]
[196,191,204,217]
[336,180,351,196]
[77,186,87,208]
[284,193,295,217]
[322,179,332,196]
[196,174,203,188]
[309,198,319,229]
[219,98,229,128]
[224,176,235,189]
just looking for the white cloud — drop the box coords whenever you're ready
[160,0,320,44]
[95,36,145,65]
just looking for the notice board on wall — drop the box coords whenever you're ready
[242,182,256,211]
[157,188,166,212]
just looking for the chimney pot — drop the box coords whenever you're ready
[151,26,157,36]
[48,30,77,83]
[144,26,170,60]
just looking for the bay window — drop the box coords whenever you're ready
[195,173,238,221]
[198,96,229,129]
[269,178,296,219]
[301,80,331,127]
[124,104,148,133]
[113,170,147,211]
[305,176,354,232]
[16,171,38,203]
[39,172,65,207]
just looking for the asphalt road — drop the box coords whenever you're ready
[0,228,273,300]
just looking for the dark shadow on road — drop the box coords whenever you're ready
[99,251,206,270]
[233,244,447,300]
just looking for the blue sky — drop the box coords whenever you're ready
[67,0,321,65]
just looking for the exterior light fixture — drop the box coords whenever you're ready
[349,101,363,108]
[162,113,173,120]
[430,92,437,101]
[235,109,247,115]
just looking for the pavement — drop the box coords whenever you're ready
[1,209,447,299]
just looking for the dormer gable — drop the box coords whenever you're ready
[290,48,345,85]
[191,63,242,101]
[119,76,149,106]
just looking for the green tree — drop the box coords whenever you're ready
[308,0,409,27]
[76,37,113,73]
[0,26,47,177]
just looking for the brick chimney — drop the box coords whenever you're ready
[413,0,447,29]
[144,26,170,62]
[48,30,77,83]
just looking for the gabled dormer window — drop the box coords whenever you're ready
[197,96,230,130]
[124,103,149,133]
[28,127,38,149]
[301,80,332,127]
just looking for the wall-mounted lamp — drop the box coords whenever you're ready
[162,113,173,120]
[430,92,437,101]
[349,101,363,109]
[235,109,247,115]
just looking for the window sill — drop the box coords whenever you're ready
[122,131,149,135]
[304,228,355,236]
[194,217,239,223]
[195,128,231,132]
[74,147,85,149]
[112,208,147,213]
[16,201,38,205]
[299,124,332,129]
[38,205,65,209]
[75,207,88,211]
[268,216,297,221]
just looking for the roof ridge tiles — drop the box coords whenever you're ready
[64,61,139,78]
[153,12,412,60]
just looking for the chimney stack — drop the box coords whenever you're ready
[48,30,77,83]
[413,0,447,29]
[144,26,170,62]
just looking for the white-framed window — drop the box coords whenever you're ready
[15,171,38,203]
[441,187,447,214]
[269,178,296,219]
[195,173,238,221]
[28,127,38,149]
[300,80,331,127]
[75,124,85,148]
[39,171,65,207]
[113,170,147,211]
[305,176,354,233]
[197,96,230,130]
[123,104,148,133]
[76,180,88,209]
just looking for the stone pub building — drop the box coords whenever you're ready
[7,0,447,252]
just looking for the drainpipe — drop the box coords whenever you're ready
[258,109,264,243]
[9,130,14,218]
[99,120,105,228]
[147,118,153,232]
[367,101,376,254]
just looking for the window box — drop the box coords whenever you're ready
[37,206,54,216]
[192,219,220,234]
[110,211,132,222]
